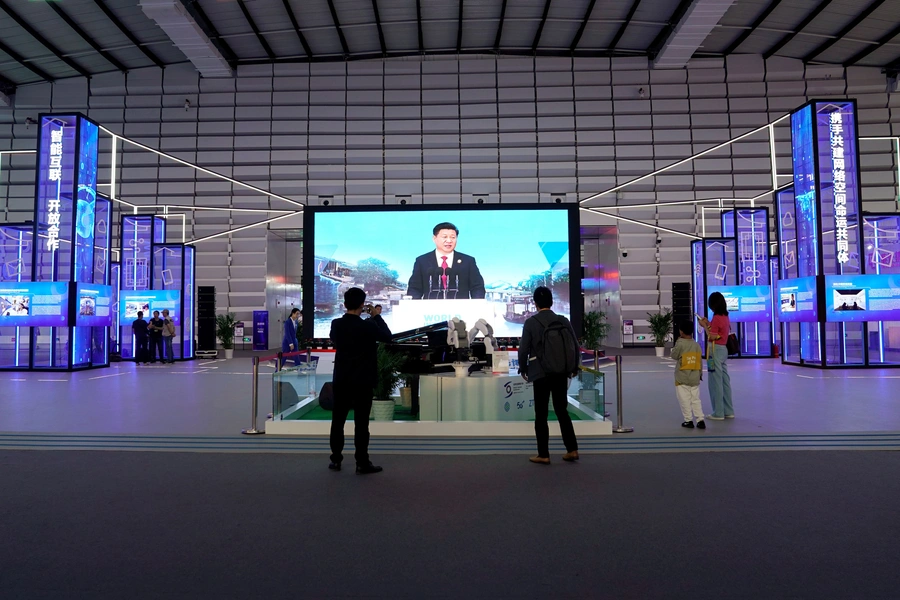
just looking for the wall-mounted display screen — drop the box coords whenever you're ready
[119,290,181,325]
[75,284,113,327]
[707,285,772,322]
[0,282,70,326]
[777,276,819,322]
[824,275,900,322]
[306,205,578,338]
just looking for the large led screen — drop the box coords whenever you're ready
[0,282,69,326]
[776,277,819,322]
[306,206,577,338]
[75,283,113,327]
[119,290,181,326]
[707,285,772,322]
[824,275,900,322]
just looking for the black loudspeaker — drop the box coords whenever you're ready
[672,282,692,329]
[198,286,216,351]
[318,382,335,411]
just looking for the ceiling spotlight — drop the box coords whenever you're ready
[638,87,646,99]
[184,99,191,111]
[25,117,37,129]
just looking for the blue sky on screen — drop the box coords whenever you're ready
[314,209,570,285]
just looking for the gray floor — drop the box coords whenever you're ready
[3,450,899,600]
[2,352,899,437]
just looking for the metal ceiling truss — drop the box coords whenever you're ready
[325,0,350,56]
[762,0,834,60]
[609,0,642,51]
[457,0,464,53]
[46,1,129,72]
[91,0,165,68]
[415,0,424,53]
[843,22,900,66]
[280,0,313,57]
[722,0,783,55]
[0,0,92,78]
[493,0,508,52]
[568,0,597,51]
[235,0,275,60]
[371,0,387,55]
[177,0,238,67]
[802,0,886,63]
[531,0,553,52]
[0,38,55,82]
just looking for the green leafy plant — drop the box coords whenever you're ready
[374,344,406,400]
[581,310,611,351]
[215,312,237,349]
[647,308,674,348]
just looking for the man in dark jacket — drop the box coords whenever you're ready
[518,286,580,465]
[329,287,393,474]
[131,311,150,365]
[406,222,485,299]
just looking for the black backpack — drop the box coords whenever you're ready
[537,316,578,375]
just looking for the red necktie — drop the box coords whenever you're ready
[441,256,449,290]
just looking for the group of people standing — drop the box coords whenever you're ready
[671,291,735,428]
[131,310,177,364]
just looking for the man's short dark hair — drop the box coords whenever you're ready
[533,286,553,309]
[433,222,459,236]
[289,308,300,317]
[679,320,694,337]
[344,287,366,310]
[137,311,143,318]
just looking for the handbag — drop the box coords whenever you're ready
[725,333,739,356]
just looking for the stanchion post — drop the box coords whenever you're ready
[612,354,633,433]
[242,356,264,435]
[274,352,283,417]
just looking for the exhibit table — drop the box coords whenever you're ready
[419,372,536,421]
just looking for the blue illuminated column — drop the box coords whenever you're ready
[31,114,99,369]
[119,215,166,359]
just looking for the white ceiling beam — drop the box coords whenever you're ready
[139,0,234,78]
[652,0,738,69]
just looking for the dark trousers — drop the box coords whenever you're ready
[533,373,578,458]
[135,336,149,363]
[329,382,373,467]
[149,336,164,362]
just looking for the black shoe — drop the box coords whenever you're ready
[328,462,341,471]
[696,420,706,429]
[681,421,694,428]
[356,464,383,475]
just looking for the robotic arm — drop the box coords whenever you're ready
[447,317,468,349]
[468,318,498,354]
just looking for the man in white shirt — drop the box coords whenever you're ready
[406,222,485,299]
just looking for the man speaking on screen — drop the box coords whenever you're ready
[407,222,486,299]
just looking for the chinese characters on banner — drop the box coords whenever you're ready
[829,112,849,264]
[46,127,63,252]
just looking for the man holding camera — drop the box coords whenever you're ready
[329,287,393,474]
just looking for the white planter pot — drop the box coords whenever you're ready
[223,348,234,359]
[655,346,665,358]
[372,399,395,421]
[454,363,470,377]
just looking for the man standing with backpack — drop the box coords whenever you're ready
[518,286,580,465]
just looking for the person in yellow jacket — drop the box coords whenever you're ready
[670,320,705,429]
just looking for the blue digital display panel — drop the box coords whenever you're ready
[776,276,819,322]
[75,283,113,327]
[0,282,69,326]
[120,290,181,325]
[707,285,772,322]
[791,105,819,277]
[73,119,98,284]
[824,275,900,322]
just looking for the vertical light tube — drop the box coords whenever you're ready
[769,123,778,190]
[874,221,884,363]
[15,229,22,367]
[109,135,117,202]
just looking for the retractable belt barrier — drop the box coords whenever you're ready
[241,349,315,435]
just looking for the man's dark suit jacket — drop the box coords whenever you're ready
[330,313,393,390]
[407,251,486,299]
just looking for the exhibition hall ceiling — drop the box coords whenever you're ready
[1,0,899,92]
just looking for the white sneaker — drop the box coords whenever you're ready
[706,414,725,421]
[725,414,735,419]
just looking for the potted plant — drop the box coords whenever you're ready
[215,312,237,359]
[647,308,674,357]
[581,310,611,367]
[372,344,405,421]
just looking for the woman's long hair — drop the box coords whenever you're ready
[708,291,729,317]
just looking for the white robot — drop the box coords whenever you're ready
[467,318,498,355]
[447,317,468,350]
